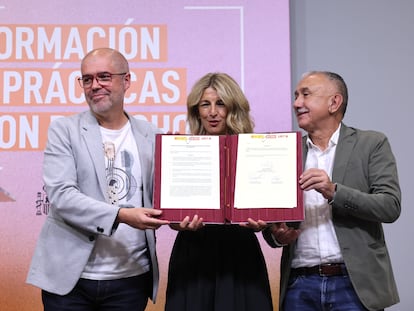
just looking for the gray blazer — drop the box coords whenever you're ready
[27,110,160,301]
[264,123,401,311]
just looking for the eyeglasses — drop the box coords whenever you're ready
[77,72,127,88]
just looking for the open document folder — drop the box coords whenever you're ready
[153,133,304,224]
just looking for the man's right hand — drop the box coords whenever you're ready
[270,222,301,245]
[117,207,170,230]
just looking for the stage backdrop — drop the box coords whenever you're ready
[0,1,290,310]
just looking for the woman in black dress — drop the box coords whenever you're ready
[165,73,273,311]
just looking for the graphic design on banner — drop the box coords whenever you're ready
[0,2,290,310]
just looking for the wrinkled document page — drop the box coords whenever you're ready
[234,133,298,209]
[160,135,221,209]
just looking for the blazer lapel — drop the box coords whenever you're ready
[80,111,109,202]
[332,123,356,184]
[301,123,356,185]
[130,121,151,189]
[128,116,155,207]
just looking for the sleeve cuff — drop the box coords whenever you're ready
[328,183,337,205]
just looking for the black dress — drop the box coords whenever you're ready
[165,225,273,311]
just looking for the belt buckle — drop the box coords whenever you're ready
[318,264,332,277]
[318,265,326,277]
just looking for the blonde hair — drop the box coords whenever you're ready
[187,73,254,135]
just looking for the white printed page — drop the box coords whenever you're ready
[234,133,298,209]
[160,135,221,209]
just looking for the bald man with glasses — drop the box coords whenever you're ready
[27,48,169,311]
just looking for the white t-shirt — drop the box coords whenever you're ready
[81,121,150,280]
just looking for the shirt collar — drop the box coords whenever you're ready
[306,123,341,149]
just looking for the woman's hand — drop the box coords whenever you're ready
[239,218,268,232]
[169,214,204,231]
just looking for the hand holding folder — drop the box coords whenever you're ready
[153,132,304,223]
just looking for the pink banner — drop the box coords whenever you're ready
[0,1,290,310]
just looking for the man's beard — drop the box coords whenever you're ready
[89,98,113,114]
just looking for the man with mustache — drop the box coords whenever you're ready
[264,71,401,311]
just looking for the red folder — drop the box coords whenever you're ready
[153,132,304,224]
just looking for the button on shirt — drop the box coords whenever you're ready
[291,125,343,268]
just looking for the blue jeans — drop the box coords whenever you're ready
[42,273,150,311]
[283,273,379,311]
